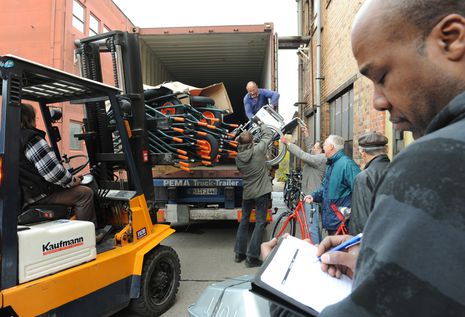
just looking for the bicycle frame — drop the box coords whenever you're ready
[274,199,313,243]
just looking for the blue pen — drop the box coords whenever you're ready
[316,233,363,262]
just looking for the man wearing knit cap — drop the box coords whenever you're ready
[348,131,390,235]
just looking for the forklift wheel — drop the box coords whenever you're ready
[130,245,181,316]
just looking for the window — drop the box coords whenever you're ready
[329,87,354,157]
[103,25,110,34]
[72,0,85,33]
[89,13,100,36]
[69,121,82,150]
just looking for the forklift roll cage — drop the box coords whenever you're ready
[0,55,144,290]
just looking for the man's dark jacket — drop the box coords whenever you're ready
[235,125,274,200]
[348,154,390,235]
[320,92,465,316]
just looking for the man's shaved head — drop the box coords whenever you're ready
[355,0,465,41]
[351,0,465,138]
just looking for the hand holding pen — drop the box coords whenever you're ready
[315,233,363,279]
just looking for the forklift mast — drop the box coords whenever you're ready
[75,31,155,205]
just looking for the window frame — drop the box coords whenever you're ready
[72,0,85,34]
[89,13,100,36]
[329,87,354,157]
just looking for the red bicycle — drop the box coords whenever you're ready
[270,193,314,243]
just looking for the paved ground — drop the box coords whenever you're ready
[114,182,286,317]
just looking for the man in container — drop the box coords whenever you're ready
[243,81,280,120]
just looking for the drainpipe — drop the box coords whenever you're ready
[296,0,303,171]
[296,0,303,108]
[315,0,322,142]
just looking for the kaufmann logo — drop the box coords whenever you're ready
[42,237,84,255]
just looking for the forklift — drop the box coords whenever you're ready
[0,54,180,316]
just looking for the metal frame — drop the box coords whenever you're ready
[75,31,155,203]
[0,55,143,290]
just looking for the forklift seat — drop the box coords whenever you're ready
[18,205,72,225]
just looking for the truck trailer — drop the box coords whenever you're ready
[76,25,278,225]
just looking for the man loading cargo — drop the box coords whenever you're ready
[234,125,274,268]
[243,81,280,120]
[19,103,97,225]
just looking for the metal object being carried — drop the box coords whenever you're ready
[233,105,303,166]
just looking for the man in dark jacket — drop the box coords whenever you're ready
[19,103,96,224]
[234,125,273,267]
[317,0,465,316]
[348,131,390,235]
[304,135,360,235]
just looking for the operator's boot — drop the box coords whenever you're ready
[95,225,112,244]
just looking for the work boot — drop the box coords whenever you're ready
[245,257,262,268]
[235,253,246,263]
[95,225,112,244]
[95,232,105,244]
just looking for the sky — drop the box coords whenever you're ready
[112,0,299,122]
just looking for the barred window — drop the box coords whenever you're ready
[329,87,354,157]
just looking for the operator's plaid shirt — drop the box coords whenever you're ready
[25,136,76,188]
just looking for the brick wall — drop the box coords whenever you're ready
[0,0,134,157]
[301,0,387,165]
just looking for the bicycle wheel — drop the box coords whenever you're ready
[270,211,296,240]
[249,124,286,166]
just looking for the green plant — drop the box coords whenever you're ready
[275,151,290,182]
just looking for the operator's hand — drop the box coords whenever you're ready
[301,125,309,137]
[316,235,360,279]
[72,175,83,186]
[261,237,278,261]
[261,233,292,261]
[303,195,314,204]
[280,136,289,145]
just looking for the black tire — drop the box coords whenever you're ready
[191,96,215,107]
[249,124,286,165]
[271,211,295,240]
[130,245,181,316]
[198,133,219,162]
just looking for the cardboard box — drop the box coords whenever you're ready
[145,81,233,114]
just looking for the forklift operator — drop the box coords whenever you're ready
[19,103,97,225]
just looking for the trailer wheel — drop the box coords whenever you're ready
[130,245,181,316]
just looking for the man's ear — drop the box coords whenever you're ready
[431,14,465,61]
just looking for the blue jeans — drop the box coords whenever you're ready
[304,202,321,244]
[234,194,268,259]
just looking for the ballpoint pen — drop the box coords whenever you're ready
[316,233,363,262]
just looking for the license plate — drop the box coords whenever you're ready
[190,188,218,195]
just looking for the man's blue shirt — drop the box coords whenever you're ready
[243,88,280,119]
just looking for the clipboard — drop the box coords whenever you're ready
[251,236,352,316]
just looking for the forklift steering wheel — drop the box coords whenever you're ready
[65,154,89,175]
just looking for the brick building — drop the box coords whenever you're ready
[294,0,412,166]
[0,0,133,156]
